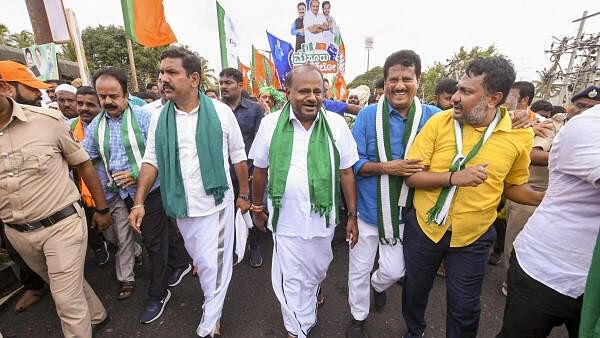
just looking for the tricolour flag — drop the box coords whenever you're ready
[216,1,240,69]
[251,45,281,97]
[121,0,176,47]
[266,31,293,87]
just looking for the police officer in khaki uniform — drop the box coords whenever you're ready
[0,60,113,337]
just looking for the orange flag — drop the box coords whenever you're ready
[251,45,281,97]
[334,75,348,101]
[238,59,251,92]
[121,0,177,47]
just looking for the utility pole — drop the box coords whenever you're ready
[364,36,373,72]
[558,11,587,103]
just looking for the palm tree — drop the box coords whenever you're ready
[59,42,78,62]
[9,30,34,48]
[0,24,11,46]
[200,57,218,90]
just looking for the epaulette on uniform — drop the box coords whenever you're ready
[20,104,63,120]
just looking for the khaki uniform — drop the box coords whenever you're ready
[504,114,567,268]
[0,98,106,338]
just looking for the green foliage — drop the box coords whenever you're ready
[419,45,506,102]
[82,25,217,92]
[59,41,78,62]
[0,24,11,46]
[348,66,383,89]
[8,30,34,48]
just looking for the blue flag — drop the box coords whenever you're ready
[266,31,293,86]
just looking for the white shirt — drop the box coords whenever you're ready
[143,98,247,218]
[143,99,164,115]
[249,109,359,239]
[303,11,327,45]
[322,15,338,47]
[514,105,600,298]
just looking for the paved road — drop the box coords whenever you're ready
[0,227,567,337]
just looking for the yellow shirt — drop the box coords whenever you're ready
[408,109,533,247]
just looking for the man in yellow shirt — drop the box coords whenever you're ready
[401,57,544,338]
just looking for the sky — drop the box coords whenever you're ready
[2,1,600,84]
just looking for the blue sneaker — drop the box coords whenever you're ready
[168,264,192,287]
[140,289,171,324]
[94,241,110,266]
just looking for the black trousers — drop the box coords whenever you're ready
[492,216,506,255]
[137,190,191,300]
[496,252,583,338]
[83,205,106,251]
[1,225,45,291]
[402,209,496,338]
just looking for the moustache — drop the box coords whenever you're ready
[104,104,118,110]
[453,104,463,110]
[162,83,174,90]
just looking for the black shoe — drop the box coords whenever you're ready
[140,289,171,324]
[92,315,110,335]
[346,318,367,338]
[488,251,503,265]
[249,246,263,268]
[168,263,192,287]
[372,286,387,312]
[94,241,110,266]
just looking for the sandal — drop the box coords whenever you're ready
[317,288,325,308]
[117,281,135,300]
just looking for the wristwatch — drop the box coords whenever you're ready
[95,207,110,215]
[238,194,250,201]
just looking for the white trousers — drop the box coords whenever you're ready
[176,204,234,337]
[272,233,334,338]
[348,218,405,320]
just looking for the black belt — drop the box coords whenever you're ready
[6,204,78,233]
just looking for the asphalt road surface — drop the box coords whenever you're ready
[0,227,567,338]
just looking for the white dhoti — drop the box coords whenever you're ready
[348,218,405,320]
[176,204,234,337]
[272,233,334,338]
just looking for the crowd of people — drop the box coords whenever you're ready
[0,42,599,338]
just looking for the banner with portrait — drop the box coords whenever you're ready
[22,43,59,81]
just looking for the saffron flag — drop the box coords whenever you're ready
[330,75,348,101]
[335,34,346,75]
[266,31,293,87]
[216,1,240,69]
[121,0,176,47]
[251,46,281,97]
[238,58,251,92]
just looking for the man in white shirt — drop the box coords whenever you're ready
[321,1,339,47]
[129,47,250,338]
[497,102,600,338]
[143,81,168,114]
[249,64,359,338]
[303,0,328,45]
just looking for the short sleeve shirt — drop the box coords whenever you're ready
[408,110,534,247]
[0,99,89,223]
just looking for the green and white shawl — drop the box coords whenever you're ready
[426,108,502,225]
[268,102,340,231]
[93,106,145,191]
[375,96,422,244]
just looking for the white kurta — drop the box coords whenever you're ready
[249,109,358,337]
[143,99,246,336]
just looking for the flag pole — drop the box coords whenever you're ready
[126,38,139,92]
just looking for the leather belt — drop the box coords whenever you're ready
[6,204,78,233]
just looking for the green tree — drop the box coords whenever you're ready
[59,41,78,62]
[348,66,383,89]
[419,45,505,102]
[8,30,34,48]
[0,24,11,46]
